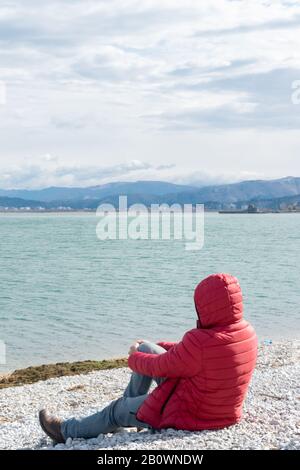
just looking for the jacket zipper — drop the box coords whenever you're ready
[160,380,179,415]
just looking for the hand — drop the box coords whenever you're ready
[128,339,147,356]
[128,342,139,356]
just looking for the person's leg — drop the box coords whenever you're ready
[123,341,166,398]
[61,341,166,439]
[61,394,148,439]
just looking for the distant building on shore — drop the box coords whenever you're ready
[219,204,259,214]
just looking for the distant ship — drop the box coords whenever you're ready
[219,204,276,214]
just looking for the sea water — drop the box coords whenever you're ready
[0,212,299,372]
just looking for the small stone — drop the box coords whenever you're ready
[270,420,280,426]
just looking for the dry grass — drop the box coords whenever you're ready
[0,358,128,389]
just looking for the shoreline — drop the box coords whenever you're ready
[0,358,128,389]
[0,338,299,388]
[1,210,299,214]
[0,340,299,450]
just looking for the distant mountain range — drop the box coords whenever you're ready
[0,176,300,210]
[0,181,196,202]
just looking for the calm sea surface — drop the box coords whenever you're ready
[0,212,299,373]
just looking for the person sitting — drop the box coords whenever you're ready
[39,273,258,443]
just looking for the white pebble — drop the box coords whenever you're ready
[0,341,299,450]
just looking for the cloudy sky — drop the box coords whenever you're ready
[0,0,300,188]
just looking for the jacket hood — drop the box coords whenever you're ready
[194,273,243,328]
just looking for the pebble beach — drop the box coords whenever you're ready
[0,341,299,450]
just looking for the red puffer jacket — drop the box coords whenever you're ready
[128,273,258,430]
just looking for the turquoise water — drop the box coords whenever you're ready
[0,212,299,373]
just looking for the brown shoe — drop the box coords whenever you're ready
[39,409,65,443]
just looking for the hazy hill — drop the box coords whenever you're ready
[247,193,300,210]
[1,177,300,210]
[163,176,300,205]
[0,197,47,209]
[0,181,196,202]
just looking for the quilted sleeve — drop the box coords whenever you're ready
[128,330,202,378]
[156,341,177,351]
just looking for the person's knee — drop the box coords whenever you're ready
[137,341,153,353]
[137,341,165,355]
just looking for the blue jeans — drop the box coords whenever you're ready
[61,341,166,439]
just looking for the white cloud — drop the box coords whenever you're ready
[0,0,300,185]
[0,156,153,189]
[0,154,269,189]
